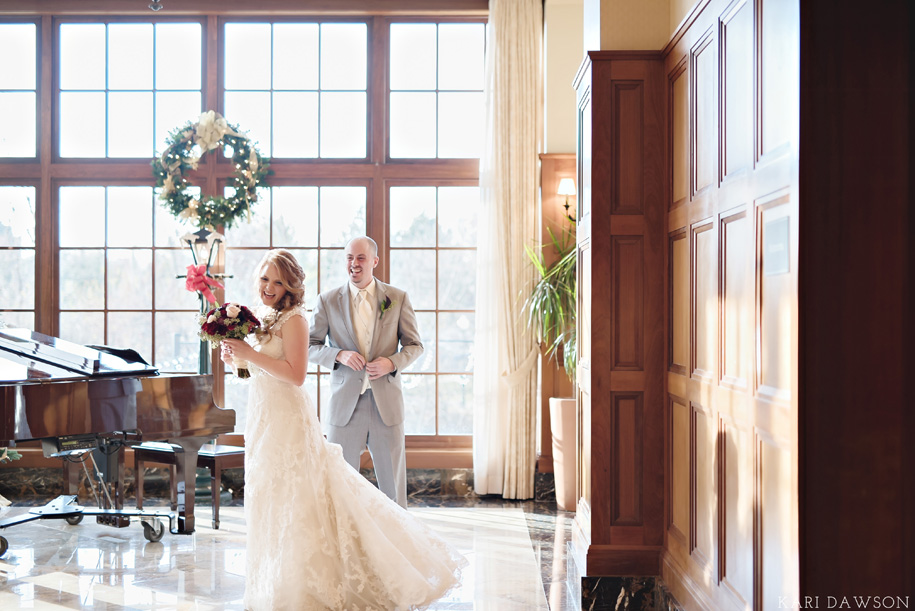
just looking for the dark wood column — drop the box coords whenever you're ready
[571,51,666,577]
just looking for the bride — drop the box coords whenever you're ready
[220,249,465,611]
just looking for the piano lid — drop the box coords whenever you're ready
[0,329,158,378]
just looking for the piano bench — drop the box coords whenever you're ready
[134,442,245,530]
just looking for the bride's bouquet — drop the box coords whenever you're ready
[198,303,261,378]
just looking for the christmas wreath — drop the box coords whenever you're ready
[152,110,270,229]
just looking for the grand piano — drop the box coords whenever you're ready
[0,328,236,556]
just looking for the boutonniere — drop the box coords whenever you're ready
[379,296,395,319]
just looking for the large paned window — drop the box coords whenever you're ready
[223,22,367,158]
[57,185,199,371]
[0,186,37,329]
[0,22,37,157]
[389,22,485,158]
[222,185,367,431]
[389,186,478,435]
[0,8,485,447]
[58,21,202,158]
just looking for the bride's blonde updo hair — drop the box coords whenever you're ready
[253,249,306,332]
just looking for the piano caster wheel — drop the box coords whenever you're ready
[142,519,165,543]
[65,515,84,526]
[0,536,8,558]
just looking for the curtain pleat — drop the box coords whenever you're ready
[472,0,542,499]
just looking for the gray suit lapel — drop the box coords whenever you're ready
[370,282,389,360]
[335,285,358,349]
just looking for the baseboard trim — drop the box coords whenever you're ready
[661,550,718,610]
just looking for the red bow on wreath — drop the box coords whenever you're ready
[185,264,224,304]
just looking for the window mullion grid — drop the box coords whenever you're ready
[317,23,322,159]
[149,189,157,366]
[104,22,110,159]
[102,187,109,343]
[434,23,440,160]
[151,22,158,159]
[434,186,440,435]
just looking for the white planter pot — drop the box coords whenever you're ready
[549,396,577,511]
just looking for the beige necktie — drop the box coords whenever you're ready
[355,289,372,393]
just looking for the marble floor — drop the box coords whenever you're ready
[0,496,577,610]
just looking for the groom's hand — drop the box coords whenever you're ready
[336,350,366,371]
[366,357,395,380]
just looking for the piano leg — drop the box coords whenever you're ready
[62,460,80,496]
[169,437,208,534]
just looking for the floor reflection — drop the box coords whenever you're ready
[0,499,576,610]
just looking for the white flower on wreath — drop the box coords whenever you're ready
[160,174,176,196]
[179,199,200,221]
[226,304,241,318]
[247,150,259,184]
[195,110,231,152]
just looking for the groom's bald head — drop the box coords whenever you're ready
[345,236,378,256]
[345,236,379,289]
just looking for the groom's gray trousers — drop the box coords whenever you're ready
[325,388,407,508]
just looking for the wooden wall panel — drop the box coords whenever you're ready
[721,0,752,178]
[612,83,644,214]
[671,63,689,206]
[692,32,717,195]
[692,403,716,571]
[670,395,690,545]
[670,230,689,373]
[660,0,799,608]
[612,236,643,369]
[756,192,793,404]
[722,420,753,608]
[612,392,643,525]
[692,221,716,380]
[759,434,798,611]
[721,208,751,389]
[758,0,799,158]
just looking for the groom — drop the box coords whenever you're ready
[308,236,423,508]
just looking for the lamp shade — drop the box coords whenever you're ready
[557,178,576,196]
[181,228,224,269]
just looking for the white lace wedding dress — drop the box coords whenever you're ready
[243,307,465,611]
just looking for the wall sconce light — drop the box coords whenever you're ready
[557,177,577,222]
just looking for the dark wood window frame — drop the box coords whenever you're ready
[0,1,487,468]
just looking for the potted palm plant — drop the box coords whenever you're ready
[523,225,576,381]
[523,213,577,510]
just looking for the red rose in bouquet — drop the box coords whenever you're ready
[198,302,261,378]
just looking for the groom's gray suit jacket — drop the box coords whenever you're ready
[308,281,423,427]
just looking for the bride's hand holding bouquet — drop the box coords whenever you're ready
[197,302,261,378]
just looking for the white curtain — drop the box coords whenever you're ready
[472,0,542,499]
